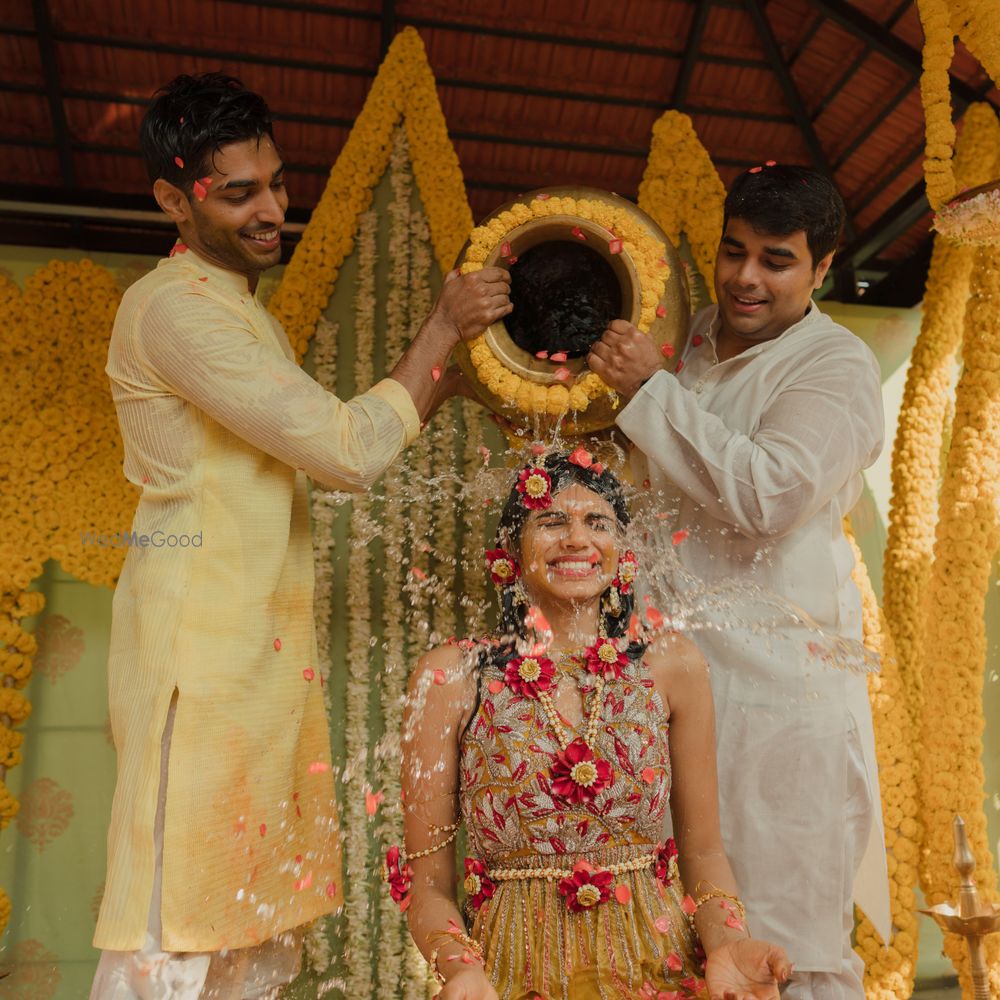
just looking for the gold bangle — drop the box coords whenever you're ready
[692,881,747,922]
[405,827,459,863]
[428,931,484,985]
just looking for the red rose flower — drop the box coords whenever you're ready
[614,550,639,594]
[558,861,614,912]
[516,467,553,509]
[463,857,496,910]
[583,637,629,682]
[485,547,520,587]
[504,653,555,699]
[550,738,614,804]
[383,845,413,904]
[655,837,679,885]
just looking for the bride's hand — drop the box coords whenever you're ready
[437,965,499,1000]
[704,938,792,1000]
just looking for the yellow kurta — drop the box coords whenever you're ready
[95,247,419,952]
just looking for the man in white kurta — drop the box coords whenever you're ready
[589,164,890,998]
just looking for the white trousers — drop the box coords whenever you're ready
[90,696,302,1000]
[781,727,871,1000]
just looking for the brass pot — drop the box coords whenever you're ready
[454,186,690,436]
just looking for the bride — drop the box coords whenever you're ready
[386,450,791,1000]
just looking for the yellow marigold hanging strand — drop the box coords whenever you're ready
[638,110,726,297]
[845,523,921,999]
[916,0,959,210]
[917,238,1000,997]
[881,102,1000,729]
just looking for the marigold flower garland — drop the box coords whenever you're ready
[917,239,1000,997]
[881,103,1000,728]
[845,524,921,999]
[460,195,669,419]
[916,0,960,211]
[341,208,379,999]
[637,110,726,297]
[0,260,136,938]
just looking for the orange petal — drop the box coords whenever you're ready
[615,884,632,904]
[303,668,315,681]
[433,668,446,685]
[488,679,505,694]
[431,366,442,382]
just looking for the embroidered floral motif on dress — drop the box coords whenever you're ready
[459,654,705,1000]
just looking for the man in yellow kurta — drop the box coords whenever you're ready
[91,73,510,999]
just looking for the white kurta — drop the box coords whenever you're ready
[616,302,891,971]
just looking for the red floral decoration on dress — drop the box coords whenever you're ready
[485,547,520,587]
[613,550,639,595]
[655,837,679,885]
[504,653,556,699]
[383,845,413,906]
[516,467,553,509]
[583,637,629,682]
[550,738,614,804]
[463,857,496,910]
[558,862,614,912]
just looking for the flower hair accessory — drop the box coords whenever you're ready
[485,547,520,587]
[516,466,553,509]
[614,550,639,594]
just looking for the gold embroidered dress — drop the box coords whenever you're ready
[95,246,419,952]
[459,651,705,1000]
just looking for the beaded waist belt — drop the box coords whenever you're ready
[486,849,658,883]
[462,843,679,913]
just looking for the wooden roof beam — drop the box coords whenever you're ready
[744,0,856,241]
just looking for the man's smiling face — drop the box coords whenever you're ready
[176,136,288,283]
[713,217,833,345]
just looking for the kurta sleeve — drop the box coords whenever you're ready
[616,339,884,539]
[133,283,420,492]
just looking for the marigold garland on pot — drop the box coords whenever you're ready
[917,239,1000,997]
[460,195,669,420]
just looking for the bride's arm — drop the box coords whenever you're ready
[400,644,496,998]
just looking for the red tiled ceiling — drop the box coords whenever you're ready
[689,115,807,165]
[684,62,788,112]
[437,86,659,153]
[766,0,823,54]
[419,25,680,104]
[396,0,692,50]
[700,6,767,62]
[0,146,62,187]
[879,211,934,261]
[1,91,52,139]
[453,136,644,196]
[816,53,913,163]
[0,34,45,86]
[788,20,869,112]
[49,0,382,70]
[0,1,35,28]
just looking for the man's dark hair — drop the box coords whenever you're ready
[139,73,275,191]
[723,164,846,268]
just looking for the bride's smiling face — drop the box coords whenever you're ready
[517,484,621,606]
